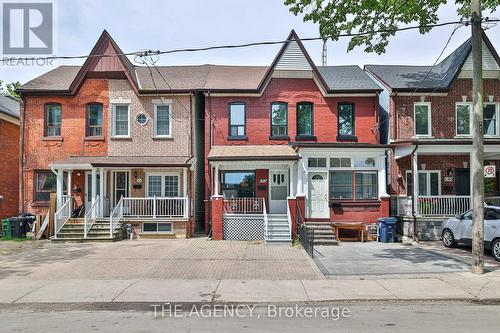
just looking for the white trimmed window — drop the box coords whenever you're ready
[484,103,499,136]
[112,104,130,137]
[154,103,172,137]
[456,103,472,136]
[146,173,179,197]
[414,102,431,136]
[406,170,441,196]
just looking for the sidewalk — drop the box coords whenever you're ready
[2,271,500,305]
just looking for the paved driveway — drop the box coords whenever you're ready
[313,242,480,277]
[0,238,324,280]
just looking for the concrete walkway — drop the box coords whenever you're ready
[2,271,500,304]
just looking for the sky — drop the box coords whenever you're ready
[1,0,499,86]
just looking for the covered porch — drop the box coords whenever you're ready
[49,156,192,239]
[393,142,500,217]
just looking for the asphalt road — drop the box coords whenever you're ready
[2,302,500,332]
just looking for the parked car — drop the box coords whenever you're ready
[442,206,500,261]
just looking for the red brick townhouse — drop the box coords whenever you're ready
[0,95,20,221]
[18,31,204,240]
[366,31,500,240]
[205,31,390,242]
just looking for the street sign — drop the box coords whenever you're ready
[484,165,496,178]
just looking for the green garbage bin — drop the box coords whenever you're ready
[2,218,11,240]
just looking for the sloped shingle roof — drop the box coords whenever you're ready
[0,94,20,119]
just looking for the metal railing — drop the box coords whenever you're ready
[418,195,471,216]
[485,196,500,206]
[263,199,269,240]
[110,196,124,238]
[298,224,314,258]
[286,199,292,241]
[223,197,264,214]
[54,195,71,238]
[84,195,100,238]
[121,197,188,218]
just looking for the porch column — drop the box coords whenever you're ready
[67,170,72,212]
[377,156,388,197]
[99,168,104,217]
[297,158,304,196]
[91,167,97,217]
[183,167,188,197]
[412,151,419,215]
[214,164,220,196]
[289,162,296,197]
[56,168,64,209]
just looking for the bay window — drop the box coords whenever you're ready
[270,102,288,137]
[414,102,431,136]
[296,102,313,136]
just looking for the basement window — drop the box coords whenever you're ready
[142,222,173,233]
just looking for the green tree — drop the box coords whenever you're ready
[6,81,21,99]
[284,0,499,54]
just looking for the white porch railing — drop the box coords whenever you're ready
[110,196,124,238]
[54,195,71,238]
[84,195,100,238]
[121,197,189,218]
[263,199,269,240]
[223,197,264,214]
[418,195,471,217]
[485,196,500,206]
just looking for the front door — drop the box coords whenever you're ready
[113,171,129,206]
[309,172,328,218]
[269,170,288,213]
[85,172,101,212]
[455,168,470,195]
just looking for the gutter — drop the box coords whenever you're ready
[20,94,26,213]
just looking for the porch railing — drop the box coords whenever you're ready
[121,197,188,218]
[263,199,269,240]
[298,224,314,258]
[485,196,500,206]
[418,195,471,217]
[223,197,264,214]
[84,195,100,238]
[110,196,124,238]
[54,195,71,238]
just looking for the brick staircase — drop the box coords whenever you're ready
[52,218,123,242]
[305,221,338,245]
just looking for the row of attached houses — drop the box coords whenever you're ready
[15,29,500,242]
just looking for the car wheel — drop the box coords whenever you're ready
[492,239,500,262]
[442,229,456,248]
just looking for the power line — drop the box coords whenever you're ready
[2,18,498,63]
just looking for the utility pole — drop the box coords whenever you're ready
[471,0,484,274]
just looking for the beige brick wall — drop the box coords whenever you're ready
[108,79,192,157]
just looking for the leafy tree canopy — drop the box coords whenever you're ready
[284,0,500,54]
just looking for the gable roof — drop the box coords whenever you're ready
[365,31,500,92]
[0,95,20,119]
[19,30,381,95]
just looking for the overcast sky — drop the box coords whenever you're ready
[2,0,499,85]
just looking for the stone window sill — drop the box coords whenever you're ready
[43,136,63,141]
[84,136,105,141]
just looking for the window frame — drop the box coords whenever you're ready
[296,102,314,137]
[145,172,180,197]
[142,222,174,234]
[337,102,356,138]
[270,101,288,138]
[34,170,68,203]
[221,170,256,198]
[85,103,103,137]
[154,102,172,138]
[405,170,441,196]
[455,102,472,137]
[44,103,62,137]
[484,102,499,137]
[112,104,131,138]
[413,102,432,137]
[228,102,247,139]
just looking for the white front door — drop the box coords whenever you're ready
[309,172,328,218]
[85,172,101,212]
[269,170,288,213]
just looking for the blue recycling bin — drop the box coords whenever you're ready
[378,217,398,243]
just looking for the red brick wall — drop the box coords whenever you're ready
[22,79,109,214]
[208,78,379,146]
[0,119,19,219]
[391,79,500,140]
[330,197,389,223]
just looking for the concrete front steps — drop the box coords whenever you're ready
[52,219,123,242]
[305,221,338,245]
[266,214,291,244]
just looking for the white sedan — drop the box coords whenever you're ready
[442,206,500,261]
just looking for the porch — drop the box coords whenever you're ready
[49,156,192,240]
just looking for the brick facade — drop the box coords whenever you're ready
[0,118,19,219]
